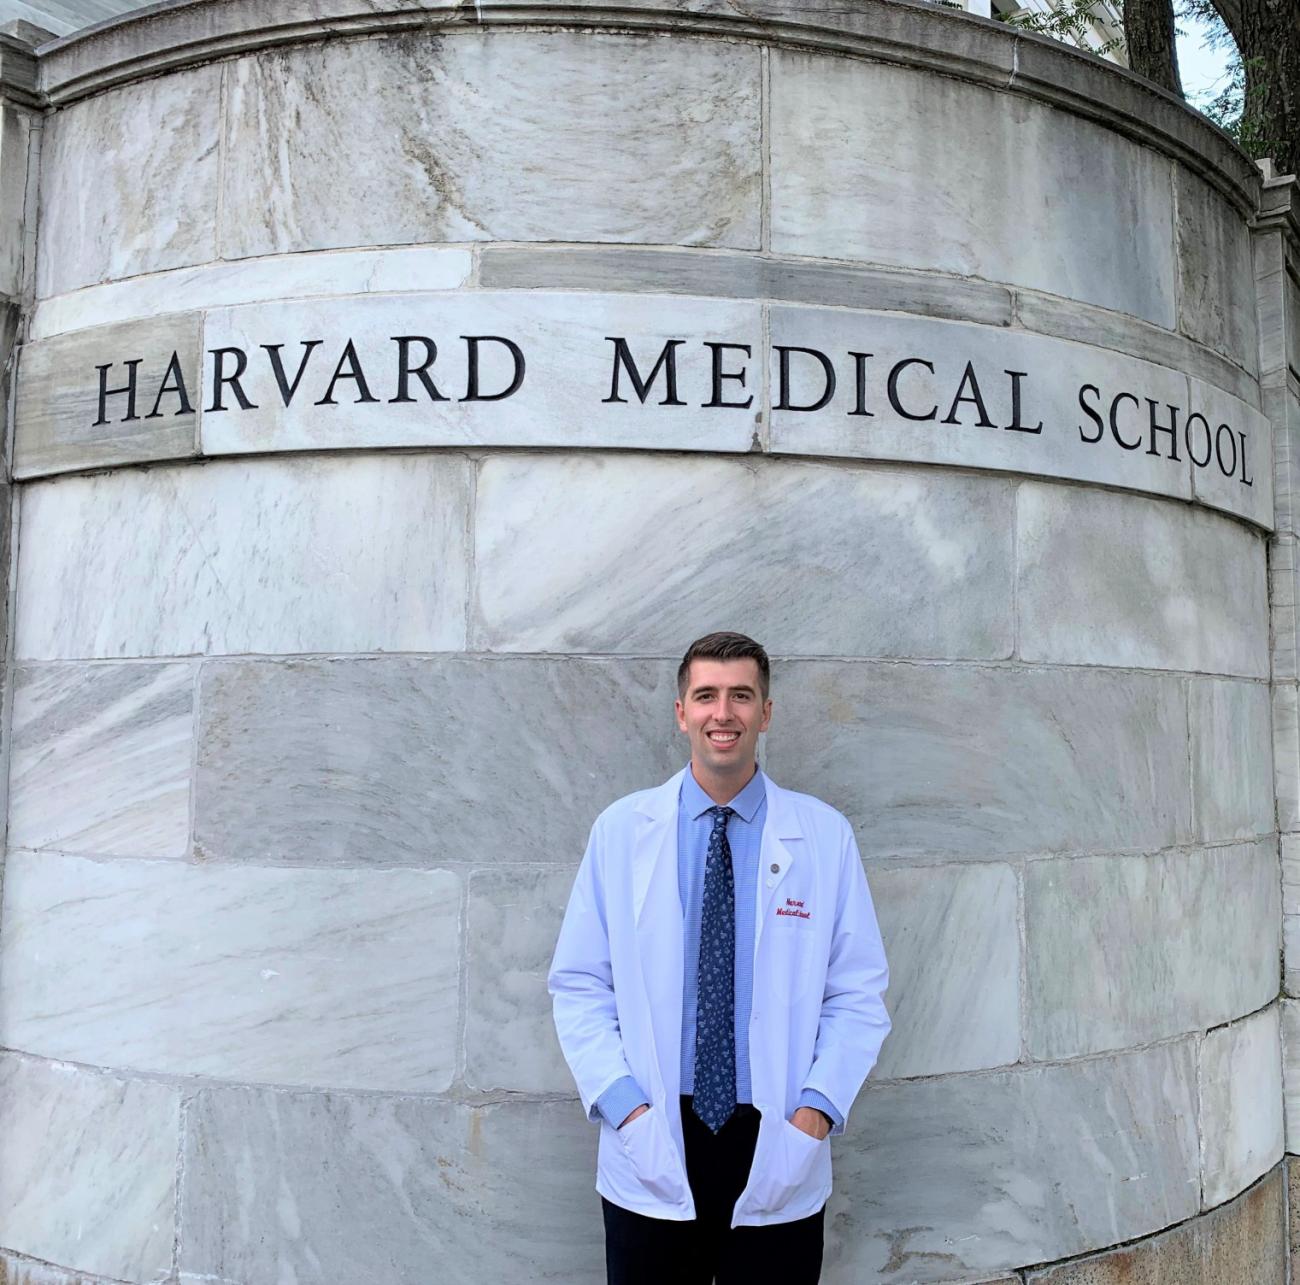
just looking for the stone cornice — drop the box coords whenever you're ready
[0,32,42,109]
[35,0,1261,217]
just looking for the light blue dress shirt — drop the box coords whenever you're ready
[594,766,844,1133]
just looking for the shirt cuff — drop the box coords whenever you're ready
[797,1088,843,1131]
[595,1076,650,1128]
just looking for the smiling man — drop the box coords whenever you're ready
[548,631,891,1284]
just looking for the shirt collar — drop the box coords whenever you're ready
[680,763,766,823]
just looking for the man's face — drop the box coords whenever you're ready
[675,657,772,778]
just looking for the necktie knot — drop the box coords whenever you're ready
[708,805,734,832]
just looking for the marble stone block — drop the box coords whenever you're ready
[1284,834,1300,918]
[1282,1000,1300,1152]
[1176,169,1260,373]
[14,454,470,659]
[1025,1166,1285,1284]
[194,656,682,867]
[8,662,193,859]
[37,63,220,297]
[179,1091,603,1285]
[1188,678,1275,843]
[1200,1006,1284,1208]
[30,245,473,340]
[0,105,33,302]
[822,1040,1200,1282]
[14,312,201,477]
[766,304,1195,512]
[1276,685,1300,834]
[1025,843,1279,1060]
[0,1054,178,1283]
[1186,374,1274,528]
[1286,916,1300,998]
[770,50,1176,326]
[1271,536,1300,681]
[765,661,1191,860]
[198,291,763,458]
[0,850,461,1091]
[221,32,760,258]
[465,866,574,1093]
[473,454,1016,659]
[869,863,1020,1079]
[1017,482,1268,676]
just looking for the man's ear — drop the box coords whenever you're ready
[760,698,773,732]
[674,698,688,733]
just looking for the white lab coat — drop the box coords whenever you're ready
[548,767,890,1227]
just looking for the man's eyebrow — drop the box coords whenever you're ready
[690,683,756,696]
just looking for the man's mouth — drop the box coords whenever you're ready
[707,731,740,746]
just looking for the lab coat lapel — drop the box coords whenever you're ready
[632,770,686,1100]
[754,778,803,954]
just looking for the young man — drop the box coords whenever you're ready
[548,632,891,1284]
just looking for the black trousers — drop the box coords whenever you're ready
[602,1098,825,1285]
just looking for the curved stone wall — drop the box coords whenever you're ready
[0,2,1285,1281]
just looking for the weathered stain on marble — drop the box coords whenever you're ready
[8,662,193,859]
[0,851,461,1090]
[1025,843,1279,1060]
[178,1091,602,1285]
[14,454,471,659]
[14,311,201,478]
[870,863,1019,1079]
[194,656,682,867]
[1199,1006,1284,1208]
[1188,677,1275,843]
[770,50,1176,326]
[1017,482,1268,676]
[1176,168,1260,374]
[473,455,1016,658]
[765,661,1192,860]
[0,1054,178,1283]
[37,63,220,297]
[221,32,761,259]
[823,1040,1200,1282]
[1024,1166,1285,1284]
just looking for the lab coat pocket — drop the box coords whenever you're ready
[618,1108,683,1203]
[758,1118,828,1212]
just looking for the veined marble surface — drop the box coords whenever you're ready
[766,661,1192,860]
[29,245,473,340]
[473,454,1016,658]
[1199,1006,1284,1208]
[823,1040,1200,1281]
[868,862,1020,1079]
[179,1092,603,1285]
[1017,483,1268,676]
[1024,842,1279,1060]
[37,62,220,297]
[769,50,1177,327]
[14,454,471,659]
[220,32,761,259]
[1175,168,1260,374]
[194,656,682,867]
[0,851,461,1090]
[0,1054,179,1283]
[8,662,193,859]
[1188,678,1275,842]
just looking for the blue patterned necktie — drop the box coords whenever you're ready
[693,805,737,1133]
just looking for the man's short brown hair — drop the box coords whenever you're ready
[677,632,771,700]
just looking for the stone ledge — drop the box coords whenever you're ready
[34,0,1259,220]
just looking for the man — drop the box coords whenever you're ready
[548,631,891,1284]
